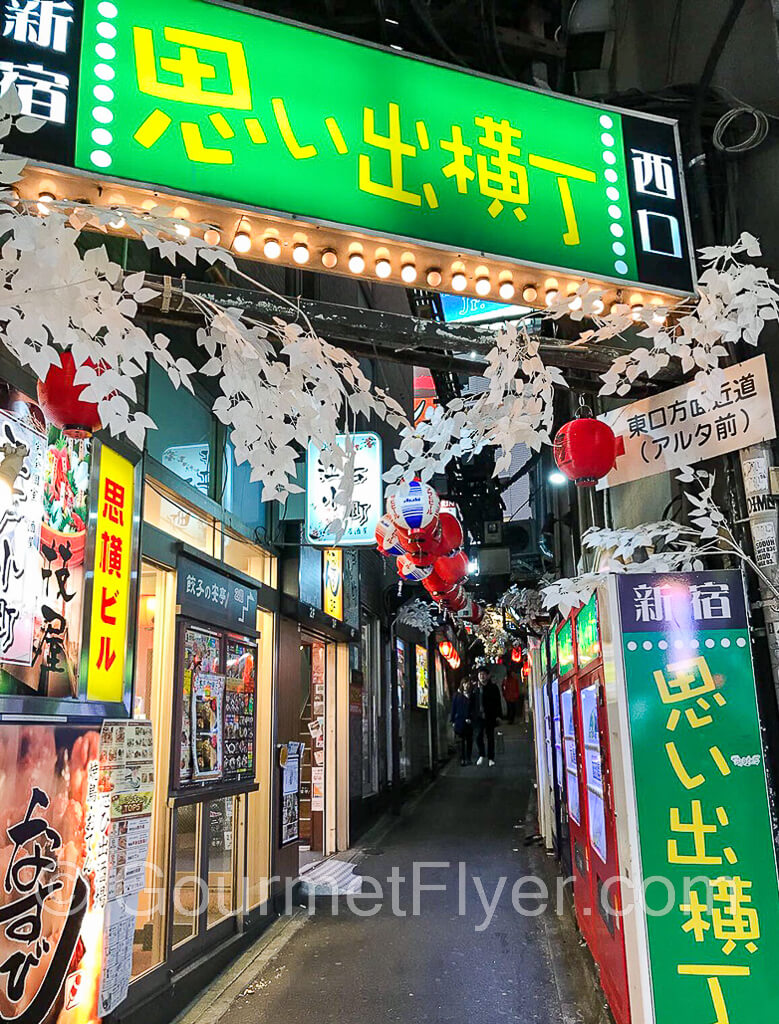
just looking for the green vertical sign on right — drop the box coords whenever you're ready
[617,571,779,1024]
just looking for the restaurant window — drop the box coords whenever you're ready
[223,438,267,535]
[146,362,216,497]
[132,561,176,979]
[223,528,277,589]
[143,480,220,557]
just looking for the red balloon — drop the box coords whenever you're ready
[435,549,469,585]
[437,511,463,555]
[553,417,625,487]
[37,352,102,438]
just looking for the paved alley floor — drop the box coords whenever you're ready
[185,725,609,1024]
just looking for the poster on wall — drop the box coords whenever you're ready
[179,626,221,784]
[415,644,429,709]
[191,672,225,782]
[97,719,154,1015]
[617,571,779,1024]
[0,724,105,1024]
[224,637,256,781]
[279,742,301,846]
[0,409,91,700]
[311,766,325,812]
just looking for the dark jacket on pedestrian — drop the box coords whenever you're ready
[473,680,502,724]
[450,691,472,736]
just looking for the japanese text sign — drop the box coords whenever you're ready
[617,571,779,1024]
[306,433,383,546]
[0,0,694,295]
[323,548,343,621]
[598,355,776,489]
[87,444,134,703]
[176,553,258,632]
[415,643,429,710]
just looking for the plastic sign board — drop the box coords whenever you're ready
[576,592,600,669]
[598,355,776,490]
[0,0,694,296]
[616,571,779,1024]
[557,618,574,676]
[87,444,135,702]
[415,643,429,709]
[323,548,343,621]
[306,433,382,546]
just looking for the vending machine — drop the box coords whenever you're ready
[573,592,631,1024]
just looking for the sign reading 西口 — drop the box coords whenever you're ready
[598,355,776,489]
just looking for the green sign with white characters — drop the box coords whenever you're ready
[617,571,779,1024]
[0,0,694,294]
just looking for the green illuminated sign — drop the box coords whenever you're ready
[575,591,600,668]
[557,619,574,676]
[540,633,548,678]
[617,572,779,1024]
[2,0,694,294]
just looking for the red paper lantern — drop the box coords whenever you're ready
[511,646,523,663]
[553,415,625,487]
[470,603,485,625]
[396,555,433,582]
[422,570,452,597]
[435,549,469,585]
[444,585,467,611]
[37,352,102,438]
[449,651,461,669]
[437,511,464,555]
[439,640,455,659]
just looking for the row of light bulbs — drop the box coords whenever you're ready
[35,191,664,318]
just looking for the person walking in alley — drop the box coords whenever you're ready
[473,667,502,766]
[451,679,474,765]
[502,663,522,725]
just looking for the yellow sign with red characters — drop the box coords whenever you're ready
[87,446,135,703]
[323,549,343,621]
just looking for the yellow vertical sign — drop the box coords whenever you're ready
[87,446,135,702]
[323,548,343,621]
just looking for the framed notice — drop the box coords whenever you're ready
[279,742,301,846]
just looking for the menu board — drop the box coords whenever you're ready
[560,687,581,824]
[180,627,221,784]
[580,683,607,863]
[191,672,224,781]
[224,638,257,780]
[280,742,302,845]
[98,720,155,1016]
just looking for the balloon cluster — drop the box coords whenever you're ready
[375,481,484,623]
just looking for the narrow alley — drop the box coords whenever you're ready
[180,724,606,1024]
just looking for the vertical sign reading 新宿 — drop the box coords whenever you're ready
[617,571,779,1024]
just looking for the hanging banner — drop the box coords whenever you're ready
[1,0,694,297]
[598,355,776,489]
[306,433,383,546]
[617,571,779,1024]
[415,643,429,709]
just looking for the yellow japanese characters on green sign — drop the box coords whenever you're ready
[0,0,694,294]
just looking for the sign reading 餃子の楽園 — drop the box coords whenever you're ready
[306,433,383,546]
[1,0,694,297]
[616,571,779,1024]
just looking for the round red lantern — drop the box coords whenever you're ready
[449,651,461,670]
[553,414,624,487]
[511,646,523,663]
[439,639,454,660]
[437,511,464,555]
[37,352,102,438]
[435,549,469,585]
[375,515,405,557]
[422,570,451,597]
[470,603,485,625]
[445,588,468,612]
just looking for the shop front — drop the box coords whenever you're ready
[125,483,278,1021]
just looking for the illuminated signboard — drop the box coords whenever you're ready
[440,294,530,325]
[323,548,343,620]
[575,591,600,669]
[415,644,429,709]
[1,0,694,298]
[617,572,779,1024]
[539,633,548,678]
[557,618,574,676]
[306,433,383,547]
